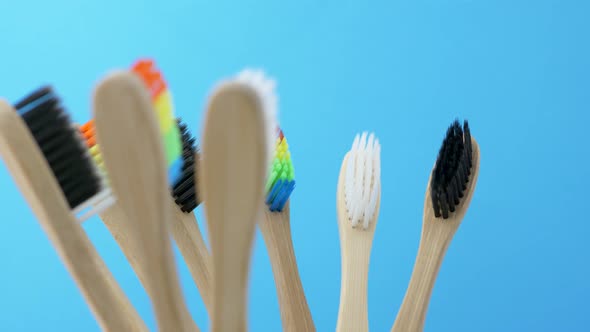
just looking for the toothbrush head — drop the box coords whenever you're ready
[172,118,201,213]
[14,86,114,221]
[265,127,295,212]
[131,59,167,98]
[130,58,183,184]
[429,119,479,220]
[79,116,185,186]
[343,132,381,229]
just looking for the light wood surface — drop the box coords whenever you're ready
[92,149,212,315]
[99,205,148,285]
[0,100,148,332]
[98,184,213,317]
[336,154,381,332]
[258,201,315,332]
[391,138,480,332]
[169,201,213,315]
[93,71,198,332]
[200,81,269,332]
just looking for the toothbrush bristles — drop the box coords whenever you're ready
[343,132,381,229]
[430,119,473,219]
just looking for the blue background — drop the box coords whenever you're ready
[0,0,588,331]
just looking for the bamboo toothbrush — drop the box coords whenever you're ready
[93,71,198,332]
[258,128,315,332]
[80,58,213,314]
[391,119,480,332]
[336,132,382,332]
[81,118,213,315]
[0,87,147,331]
[169,120,213,313]
[200,69,276,332]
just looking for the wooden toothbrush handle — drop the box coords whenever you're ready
[170,207,213,315]
[99,206,149,284]
[0,101,148,332]
[336,235,373,332]
[211,247,250,332]
[259,209,315,332]
[38,212,148,332]
[391,223,456,332]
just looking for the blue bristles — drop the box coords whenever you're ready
[267,180,296,212]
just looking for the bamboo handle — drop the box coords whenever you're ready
[336,234,373,332]
[259,207,315,332]
[99,206,149,282]
[170,206,213,314]
[391,222,456,332]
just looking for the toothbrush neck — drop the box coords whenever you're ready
[336,230,376,332]
[392,219,459,332]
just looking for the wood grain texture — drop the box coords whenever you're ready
[391,138,480,332]
[99,205,147,284]
[96,157,212,316]
[258,201,316,332]
[170,202,213,315]
[336,154,381,332]
[99,193,213,318]
[200,81,269,332]
[93,71,198,332]
[0,100,148,332]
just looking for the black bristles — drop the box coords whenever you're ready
[430,119,474,219]
[171,119,201,213]
[14,86,103,210]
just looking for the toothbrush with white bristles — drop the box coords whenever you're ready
[336,132,382,332]
[201,68,276,332]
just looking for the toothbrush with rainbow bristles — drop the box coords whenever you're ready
[336,132,382,332]
[79,59,213,315]
[80,59,183,184]
[131,59,184,184]
[258,128,315,332]
[93,69,196,331]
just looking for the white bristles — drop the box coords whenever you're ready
[343,132,381,229]
[234,68,278,169]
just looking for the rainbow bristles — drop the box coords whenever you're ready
[265,128,295,212]
[78,59,184,186]
[131,59,183,185]
[80,120,106,175]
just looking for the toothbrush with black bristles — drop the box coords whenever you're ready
[257,127,315,332]
[0,87,148,331]
[168,119,213,314]
[391,119,480,332]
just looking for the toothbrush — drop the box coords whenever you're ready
[391,119,480,332]
[0,87,147,331]
[93,71,198,331]
[200,69,275,332]
[257,128,315,332]
[169,119,213,313]
[79,119,146,288]
[336,132,382,332]
[80,59,213,314]
[80,117,213,315]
